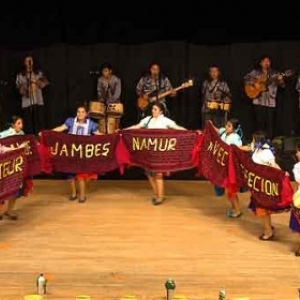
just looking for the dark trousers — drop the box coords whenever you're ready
[253,105,275,139]
[202,110,227,129]
[22,105,45,135]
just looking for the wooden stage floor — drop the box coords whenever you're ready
[0,180,300,300]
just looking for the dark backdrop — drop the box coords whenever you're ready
[0,41,299,179]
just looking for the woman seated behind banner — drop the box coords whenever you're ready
[51,104,102,203]
[0,117,28,220]
[209,118,247,218]
[249,131,289,241]
[289,144,300,256]
[122,102,187,205]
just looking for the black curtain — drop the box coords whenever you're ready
[1,40,299,137]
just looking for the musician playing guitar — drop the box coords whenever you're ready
[136,62,176,118]
[244,55,286,139]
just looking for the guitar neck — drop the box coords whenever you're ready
[154,85,186,100]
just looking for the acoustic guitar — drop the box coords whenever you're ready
[137,79,193,110]
[244,70,293,99]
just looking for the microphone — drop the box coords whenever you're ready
[90,71,100,75]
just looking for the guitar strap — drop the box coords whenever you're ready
[208,80,219,93]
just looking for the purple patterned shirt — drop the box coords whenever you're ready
[136,75,173,103]
[201,79,231,112]
[97,75,121,104]
[244,69,281,107]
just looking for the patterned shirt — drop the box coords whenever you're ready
[201,80,231,111]
[136,75,173,103]
[97,75,121,104]
[244,69,279,107]
[16,71,45,108]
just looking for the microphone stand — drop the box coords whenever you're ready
[28,62,35,134]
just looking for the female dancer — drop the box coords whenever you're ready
[1,116,33,197]
[0,124,28,220]
[52,104,101,203]
[123,102,187,205]
[289,144,300,255]
[249,131,289,240]
[210,118,244,218]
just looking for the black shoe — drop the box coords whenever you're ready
[78,197,86,203]
[152,198,164,206]
[69,195,77,201]
[259,232,275,241]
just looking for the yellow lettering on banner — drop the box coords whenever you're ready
[207,141,228,166]
[240,164,279,196]
[71,144,83,158]
[0,156,23,180]
[85,144,94,158]
[50,142,111,158]
[132,137,177,151]
[59,144,68,156]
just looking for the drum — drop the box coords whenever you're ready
[207,101,219,110]
[219,102,231,111]
[89,101,105,119]
[107,103,124,118]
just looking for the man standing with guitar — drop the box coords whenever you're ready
[244,55,289,139]
[136,62,176,118]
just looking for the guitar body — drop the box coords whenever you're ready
[244,75,267,99]
[137,96,149,111]
[136,79,194,110]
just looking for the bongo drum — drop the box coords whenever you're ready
[207,101,219,110]
[106,103,124,118]
[89,101,105,119]
[223,103,230,111]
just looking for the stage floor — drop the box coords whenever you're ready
[0,180,300,300]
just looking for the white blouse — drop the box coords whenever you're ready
[139,115,176,129]
[252,144,275,166]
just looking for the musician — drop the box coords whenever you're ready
[136,62,175,118]
[244,55,285,139]
[16,55,49,135]
[201,66,231,128]
[97,62,122,134]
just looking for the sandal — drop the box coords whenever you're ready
[259,232,274,241]
[226,210,243,218]
[152,198,164,206]
[4,212,18,220]
[69,195,77,201]
[78,197,86,203]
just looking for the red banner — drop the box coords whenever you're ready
[117,129,201,173]
[0,149,27,202]
[40,131,120,174]
[0,134,41,176]
[197,123,231,187]
[197,122,293,210]
[231,146,293,210]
